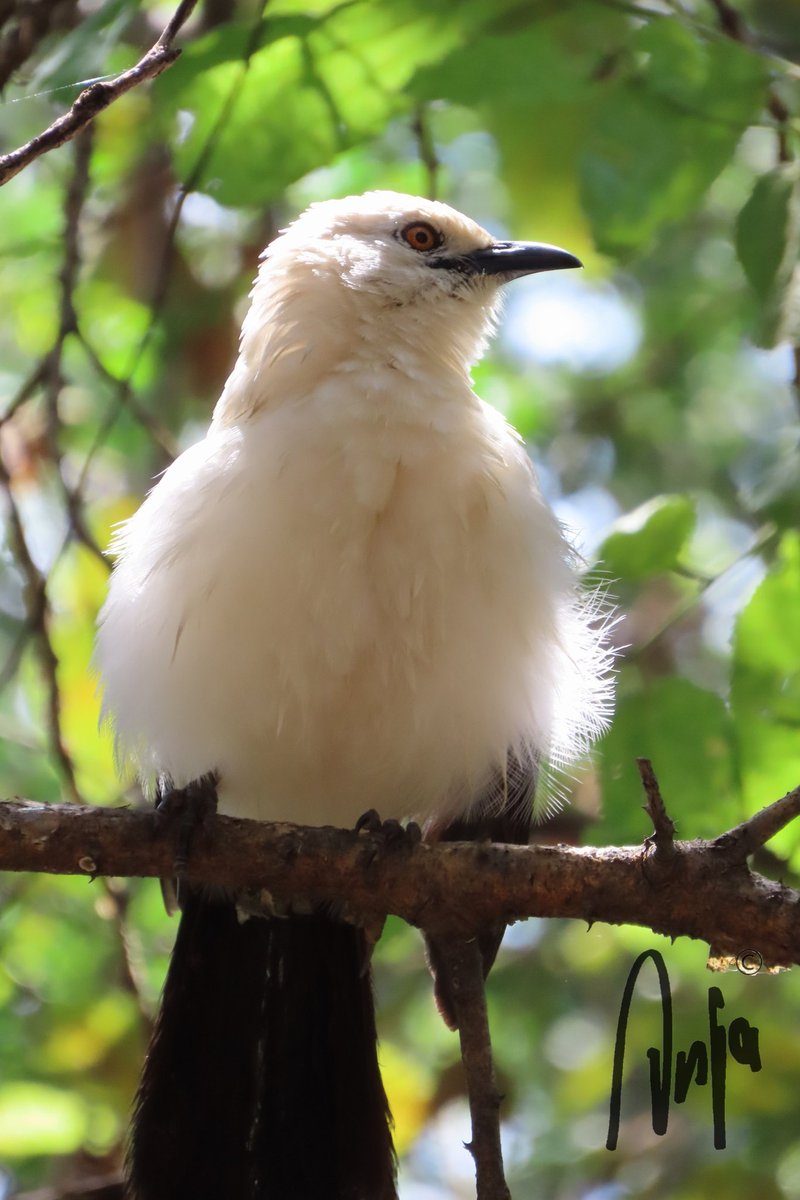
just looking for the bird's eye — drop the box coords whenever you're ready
[401,222,441,252]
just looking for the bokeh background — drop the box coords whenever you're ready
[1,0,799,1196]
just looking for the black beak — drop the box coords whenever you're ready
[432,241,582,278]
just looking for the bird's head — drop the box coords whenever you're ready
[214,191,581,424]
[269,190,580,303]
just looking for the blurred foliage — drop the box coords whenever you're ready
[0,0,799,1195]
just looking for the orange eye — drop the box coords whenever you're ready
[401,221,441,252]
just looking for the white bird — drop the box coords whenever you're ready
[95,190,613,1200]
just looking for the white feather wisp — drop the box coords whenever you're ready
[95,192,614,826]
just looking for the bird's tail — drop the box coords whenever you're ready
[127,890,396,1200]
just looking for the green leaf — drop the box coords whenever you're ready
[580,22,768,255]
[596,676,735,844]
[599,495,696,582]
[410,3,625,250]
[154,17,321,102]
[160,0,491,206]
[735,164,800,347]
[412,20,589,109]
[731,533,800,826]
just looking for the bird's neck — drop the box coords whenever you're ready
[211,274,488,430]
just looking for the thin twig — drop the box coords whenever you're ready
[412,104,441,201]
[713,784,800,863]
[71,0,270,490]
[99,876,156,1026]
[44,127,111,570]
[0,133,153,1019]
[0,359,48,424]
[630,522,779,661]
[0,0,198,186]
[637,757,676,859]
[707,0,792,159]
[0,450,80,801]
[438,937,510,1200]
[75,330,179,460]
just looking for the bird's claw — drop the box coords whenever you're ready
[355,808,382,834]
[155,773,218,877]
[355,811,422,868]
[355,810,423,848]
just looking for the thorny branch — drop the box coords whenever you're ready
[1,778,799,964]
[3,771,799,1199]
[0,0,198,186]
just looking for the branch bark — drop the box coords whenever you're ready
[439,937,510,1200]
[3,783,799,1200]
[0,0,198,187]
[1,787,799,967]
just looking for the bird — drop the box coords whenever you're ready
[94,190,613,1200]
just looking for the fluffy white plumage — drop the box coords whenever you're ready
[95,191,613,826]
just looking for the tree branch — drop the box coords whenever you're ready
[3,784,798,1199]
[1,790,799,967]
[0,0,198,187]
[439,937,510,1200]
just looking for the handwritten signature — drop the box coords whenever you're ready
[606,948,762,1150]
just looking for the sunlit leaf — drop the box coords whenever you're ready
[731,532,800,831]
[160,0,492,206]
[581,22,768,255]
[379,1040,432,1154]
[597,675,736,843]
[599,495,695,582]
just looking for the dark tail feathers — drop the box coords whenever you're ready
[127,891,396,1200]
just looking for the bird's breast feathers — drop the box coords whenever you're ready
[96,385,606,825]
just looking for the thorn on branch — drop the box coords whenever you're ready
[637,758,676,860]
[2,798,800,969]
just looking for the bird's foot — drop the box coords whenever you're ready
[355,808,422,847]
[155,772,219,879]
